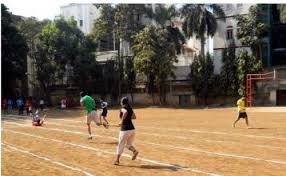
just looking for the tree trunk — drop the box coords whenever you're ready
[163,85,166,104]
[40,81,51,106]
[200,35,205,58]
[158,86,162,106]
[151,90,155,105]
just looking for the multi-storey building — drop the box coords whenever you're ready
[213,4,254,74]
[60,4,100,34]
[213,4,286,105]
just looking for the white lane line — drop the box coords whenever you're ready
[19,115,286,141]
[47,120,286,151]
[137,126,286,140]
[4,116,286,151]
[1,142,95,176]
[4,120,286,166]
[3,129,221,176]
[2,146,13,152]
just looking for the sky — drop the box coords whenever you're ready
[2,0,280,20]
[2,0,215,52]
[2,0,68,20]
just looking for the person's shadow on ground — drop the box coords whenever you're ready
[117,164,188,171]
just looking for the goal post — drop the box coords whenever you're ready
[246,71,276,107]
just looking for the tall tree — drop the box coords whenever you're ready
[132,25,177,104]
[181,4,225,57]
[34,17,97,101]
[90,5,115,51]
[236,49,263,96]
[123,58,136,103]
[115,4,151,100]
[220,47,238,98]
[72,35,97,93]
[189,53,214,105]
[1,4,28,97]
[17,17,50,52]
[114,4,147,43]
[147,5,185,54]
[236,5,268,60]
[17,17,50,96]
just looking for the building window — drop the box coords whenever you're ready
[237,4,243,8]
[226,29,233,40]
[80,20,83,27]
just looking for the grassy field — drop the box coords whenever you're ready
[2,107,286,176]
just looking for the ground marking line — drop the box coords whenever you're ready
[1,142,95,176]
[36,115,286,140]
[4,116,286,151]
[2,146,13,152]
[3,129,221,176]
[4,120,286,166]
[136,126,286,140]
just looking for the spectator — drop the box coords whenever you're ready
[16,97,24,115]
[39,98,44,111]
[25,99,32,116]
[61,98,67,109]
[7,98,13,114]
[2,98,8,114]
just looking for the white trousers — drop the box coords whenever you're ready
[116,130,135,155]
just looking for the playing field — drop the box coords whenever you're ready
[2,107,286,176]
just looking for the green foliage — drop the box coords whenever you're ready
[31,17,97,99]
[220,47,238,96]
[147,4,179,27]
[90,5,115,51]
[123,58,136,103]
[103,60,120,98]
[181,4,225,56]
[278,4,286,23]
[147,5,185,54]
[1,4,28,97]
[189,53,214,105]
[132,25,177,104]
[72,35,97,92]
[236,5,268,58]
[17,17,50,46]
[236,49,263,96]
[114,4,147,43]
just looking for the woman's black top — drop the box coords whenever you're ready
[119,106,135,131]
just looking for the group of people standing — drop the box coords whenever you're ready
[2,97,45,115]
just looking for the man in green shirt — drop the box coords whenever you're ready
[80,92,102,139]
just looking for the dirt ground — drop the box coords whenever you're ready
[2,107,286,176]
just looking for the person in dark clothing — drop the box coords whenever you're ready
[113,97,138,165]
[100,99,109,125]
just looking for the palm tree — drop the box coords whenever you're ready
[181,4,225,57]
[146,4,185,54]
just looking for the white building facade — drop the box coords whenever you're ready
[213,4,254,74]
[60,4,100,34]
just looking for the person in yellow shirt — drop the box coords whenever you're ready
[233,96,249,128]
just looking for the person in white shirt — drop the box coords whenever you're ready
[39,99,44,111]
